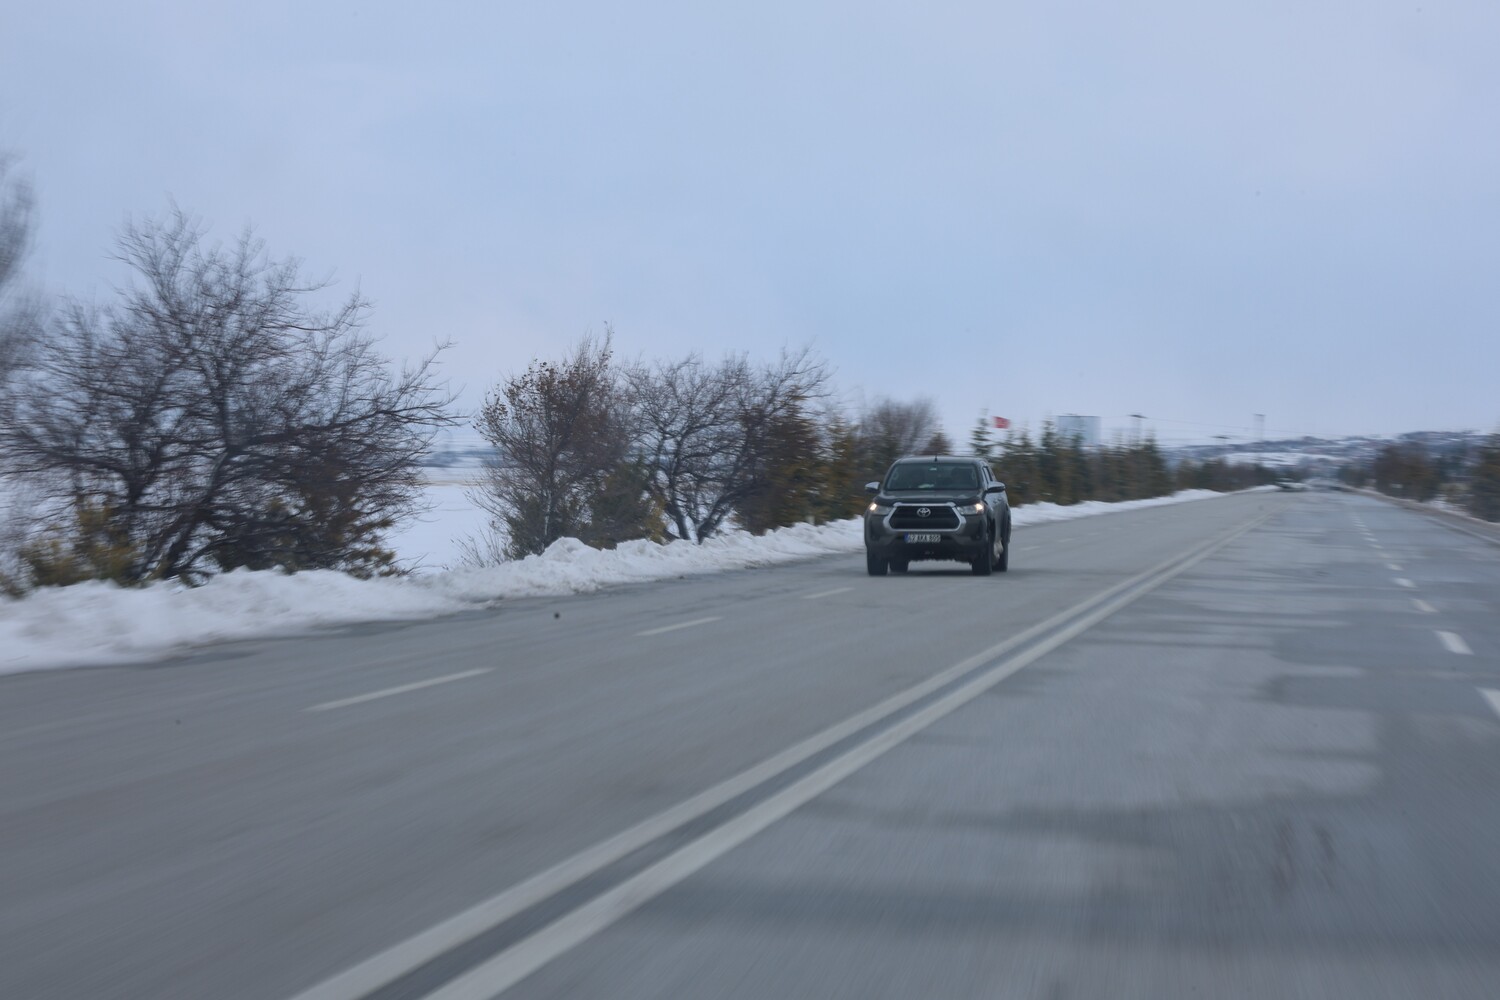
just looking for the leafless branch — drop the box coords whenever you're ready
[0,208,457,583]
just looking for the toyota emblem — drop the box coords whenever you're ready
[917,507,931,517]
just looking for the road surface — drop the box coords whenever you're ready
[3,491,1499,998]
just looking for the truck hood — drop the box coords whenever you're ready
[877,490,981,504]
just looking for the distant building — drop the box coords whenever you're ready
[1056,414,1101,448]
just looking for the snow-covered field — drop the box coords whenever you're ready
[0,486,1236,675]
[386,476,490,572]
[1223,451,1343,468]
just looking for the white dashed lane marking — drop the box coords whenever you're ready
[306,669,493,712]
[636,617,722,637]
[1413,599,1437,614]
[1395,578,1415,589]
[803,587,853,600]
[1436,631,1473,656]
[1481,690,1500,722]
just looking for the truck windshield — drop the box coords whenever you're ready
[886,463,978,491]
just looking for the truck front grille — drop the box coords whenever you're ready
[889,504,960,530]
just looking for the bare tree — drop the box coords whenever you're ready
[860,396,942,475]
[471,332,652,559]
[921,429,955,455]
[0,155,45,592]
[627,346,830,542]
[0,209,456,584]
[0,155,41,384]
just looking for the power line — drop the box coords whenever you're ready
[1115,414,1327,439]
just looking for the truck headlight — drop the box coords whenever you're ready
[868,502,893,515]
[963,502,985,515]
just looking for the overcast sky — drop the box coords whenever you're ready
[3,1,1497,446]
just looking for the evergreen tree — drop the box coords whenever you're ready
[737,399,824,534]
[1373,443,1439,501]
[968,414,994,461]
[811,411,867,522]
[1137,437,1172,498]
[1469,434,1500,522]
[1069,435,1094,502]
[999,429,1039,506]
[1037,421,1075,503]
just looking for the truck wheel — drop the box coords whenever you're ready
[866,550,888,576]
[971,528,994,576]
[997,521,1010,573]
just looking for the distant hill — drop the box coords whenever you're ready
[1165,430,1491,476]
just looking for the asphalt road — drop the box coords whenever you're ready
[4,491,1500,999]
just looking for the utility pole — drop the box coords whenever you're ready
[1254,413,1265,452]
[1128,413,1146,445]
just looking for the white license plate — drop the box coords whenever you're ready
[905,533,941,543]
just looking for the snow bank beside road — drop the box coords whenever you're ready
[1,489,1231,674]
[1003,489,1230,526]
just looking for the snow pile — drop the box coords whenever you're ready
[1,488,1231,674]
[0,570,464,673]
[1005,489,1228,525]
[425,518,866,606]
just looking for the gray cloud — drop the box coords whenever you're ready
[3,0,1497,445]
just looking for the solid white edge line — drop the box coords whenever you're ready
[283,509,1273,1000]
[1452,522,1500,548]
[803,587,853,600]
[1413,599,1437,614]
[1481,689,1500,721]
[306,669,493,713]
[1436,630,1473,655]
[635,617,722,637]
[419,513,1274,1000]
[1361,491,1500,550]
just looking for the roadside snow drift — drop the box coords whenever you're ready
[1,489,1230,674]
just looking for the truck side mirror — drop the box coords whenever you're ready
[864,481,881,494]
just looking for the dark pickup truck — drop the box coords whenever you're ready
[863,456,1011,576]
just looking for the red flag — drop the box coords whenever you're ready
[992,416,1011,429]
